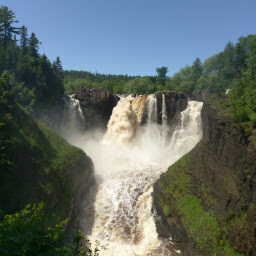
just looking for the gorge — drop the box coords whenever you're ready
[61,90,203,255]
[59,88,256,256]
[1,5,256,255]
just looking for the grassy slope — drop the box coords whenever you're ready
[0,99,86,218]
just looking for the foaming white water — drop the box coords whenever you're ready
[61,95,84,141]
[145,95,157,124]
[63,96,203,255]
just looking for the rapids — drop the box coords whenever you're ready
[62,94,203,255]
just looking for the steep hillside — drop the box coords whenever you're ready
[0,83,94,217]
[153,99,256,255]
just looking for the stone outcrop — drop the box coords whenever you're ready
[152,100,256,255]
[75,88,119,129]
[155,90,188,125]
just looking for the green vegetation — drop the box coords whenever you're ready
[157,154,243,255]
[0,77,85,214]
[0,203,105,256]
[162,204,171,217]
[0,5,100,255]
[0,5,64,120]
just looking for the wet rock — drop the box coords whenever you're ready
[154,90,188,125]
[75,88,120,129]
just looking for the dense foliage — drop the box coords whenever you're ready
[0,203,104,256]
[0,5,64,119]
[0,73,86,214]
[64,70,167,95]
[0,6,93,254]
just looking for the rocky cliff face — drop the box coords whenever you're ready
[155,90,188,125]
[75,88,119,129]
[152,100,256,255]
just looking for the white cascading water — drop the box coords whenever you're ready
[62,94,203,255]
[61,94,85,142]
[146,94,157,123]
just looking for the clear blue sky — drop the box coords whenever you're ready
[4,0,256,76]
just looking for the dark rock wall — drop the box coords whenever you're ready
[75,88,119,129]
[155,90,188,125]
[152,101,256,255]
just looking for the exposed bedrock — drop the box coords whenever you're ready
[155,90,188,125]
[75,88,120,129]
[152,101,256,255]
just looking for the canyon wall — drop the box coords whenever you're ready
[152,100,256,255]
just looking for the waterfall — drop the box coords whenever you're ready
[162,93,167,126]
[103,96,137,144]
[145,94,157,124]
[64,95,203,255]
[61,94,84,142]
[167,101,203,161]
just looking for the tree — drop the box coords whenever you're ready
[53,56,63,78]
[126,77,154,94]
[156,66,168,78]
[20,26,28,54]
[28,32,40,58]
[156,66,168,86]
[191,58,203,80]
[0,6,20,45]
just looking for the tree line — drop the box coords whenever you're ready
[64,36,256,125]
[0,5,64,117]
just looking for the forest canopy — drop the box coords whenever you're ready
[0,5,64,119]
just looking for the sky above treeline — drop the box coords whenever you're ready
[4,0,256,76]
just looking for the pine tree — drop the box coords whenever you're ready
[28,32,40,58]
[191,58,203,80]
[0,6,20,45]
[20,26,28,54]
[53,56,63,77]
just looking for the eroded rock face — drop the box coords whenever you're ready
[155,90,188,125]
[152,101,256,255]
[75,88,120,129]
